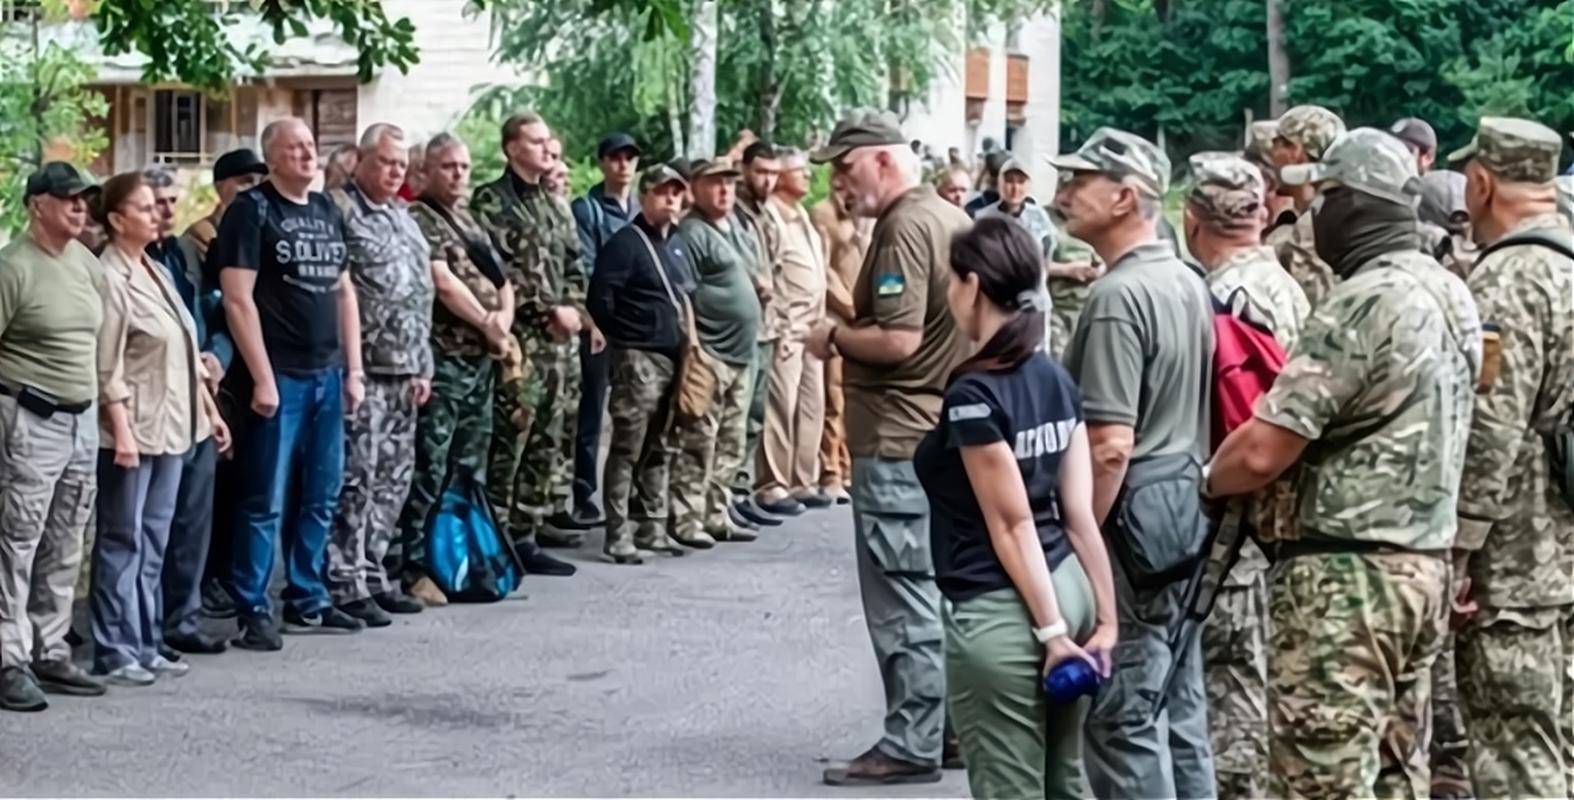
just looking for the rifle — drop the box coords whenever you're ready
[1151,501,1248,721]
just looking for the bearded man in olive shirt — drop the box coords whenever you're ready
[807,110,970,786]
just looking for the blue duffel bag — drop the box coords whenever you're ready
[425,473,522,602]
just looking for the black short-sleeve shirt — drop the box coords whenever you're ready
[214,183,348,374]
[915,352,1085,602]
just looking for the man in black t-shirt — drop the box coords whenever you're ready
[216,117,367,650]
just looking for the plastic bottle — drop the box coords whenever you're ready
[1043,658,1103,704]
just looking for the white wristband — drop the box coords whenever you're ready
[1033,619,1069,644]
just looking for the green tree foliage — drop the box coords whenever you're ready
[92,0,421,90]
[0,1,108,234]
[1061,0,1574,166]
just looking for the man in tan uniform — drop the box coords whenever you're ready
[809,185,870,504]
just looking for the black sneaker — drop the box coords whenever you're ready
[796,490,834,510]
[0,666,47,712]
[232,615,283,651]
[757,496,807,516]
[31,659,107,697]
[337,599,392,628]
[164,632,227,655]
[572,502,605,527]
[283,606,365,635]
[201,579,237,619]
[545,511,592,531]
[517,539,577,576]
[733,499,783,527]
[372,591,423,615]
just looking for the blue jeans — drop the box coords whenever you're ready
[230,368,345,617]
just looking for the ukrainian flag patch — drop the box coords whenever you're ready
[875,273,905,297]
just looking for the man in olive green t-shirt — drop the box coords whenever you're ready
[808,110,970,786]
[0,162,109,712]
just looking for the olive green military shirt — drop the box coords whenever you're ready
[0,235,105,405]
[679,215,763,367]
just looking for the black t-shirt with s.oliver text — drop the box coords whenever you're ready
[214,182,348,374]
[915,351,1085,603]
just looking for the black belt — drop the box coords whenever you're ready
[0,382,93,416]
[1268,537,1447,561]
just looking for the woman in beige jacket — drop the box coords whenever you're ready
[89,172,228,686]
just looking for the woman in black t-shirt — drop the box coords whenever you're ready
[915,218,1117,799]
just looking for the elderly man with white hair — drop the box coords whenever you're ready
[324,122,437,627]
[216,116,365,650]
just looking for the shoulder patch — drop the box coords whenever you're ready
[949,403,991,422]
[875,272,906,297]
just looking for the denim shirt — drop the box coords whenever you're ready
[156,234,235,370]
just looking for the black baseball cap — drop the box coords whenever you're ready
[597,133,641,160]
[213,148,268,182]
[24,161,99,201]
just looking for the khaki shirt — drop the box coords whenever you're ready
[810,198,871,323]
[97,244,210,454]
[0,234,105,405]
[768,196,827,341]
[844,186,971,460]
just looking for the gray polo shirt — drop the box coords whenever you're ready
[1062,241,1213,461]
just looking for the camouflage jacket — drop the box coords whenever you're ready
[409,199,508,360]
[329,184,435,378]
[1046,233,1100,363]
[1418,222,1478,282]
[471,169,584,340]
[1257,249,1481,551]
[1209,245,1310,579]
[1456,213,1574,608]
[1267,208,1337,309]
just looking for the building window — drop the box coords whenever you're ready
[153,89,204,162]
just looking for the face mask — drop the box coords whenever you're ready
[1311,187,1420,278]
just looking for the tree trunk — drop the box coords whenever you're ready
[756,0,780,140]
[686,0,718,159]
[1091,0,1107,39]
[1266,0,1290,116]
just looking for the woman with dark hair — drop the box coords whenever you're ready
[90,172,228,685]
[914,217,1118,798]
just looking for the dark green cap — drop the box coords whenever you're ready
[810,108,906,164]
[25,161,99,201]
[639,163,688,194]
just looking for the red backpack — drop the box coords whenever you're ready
[1211,291,1287,449]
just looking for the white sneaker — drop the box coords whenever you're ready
[144,655,190,678]
[102,664,157,687]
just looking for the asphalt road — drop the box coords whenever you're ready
[2,504,969,797]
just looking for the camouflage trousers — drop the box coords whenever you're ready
[1458,603,1574,799]
[1429,632,1473,799]
[669,357,750,539]
[602,347,676,552]
[487,335,579,542]
[394,353,495,580]
[1204,571,1269,800]
[327,375,417,604]
[732,340,773,497]
[1268,551,1448,800]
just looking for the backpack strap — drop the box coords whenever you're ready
[1475,228,1574,262]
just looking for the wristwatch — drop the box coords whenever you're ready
[1033,619,1069,644]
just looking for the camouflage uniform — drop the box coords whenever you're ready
[1191,153,1311,799]
[1449,118,1574,800]
[393,199,509,579]
[1046,234,1098,363]
[1271,106,1346,309]
[325,184,434,605]
[1264,129,1482,799]
[471,170,585,546]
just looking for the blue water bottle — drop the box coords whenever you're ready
[1043,658,1103,704]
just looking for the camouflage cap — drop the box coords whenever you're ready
[1277,105,1346,161]
[1048,127,1170,197]
[638,163,688,194]
[1244,121,1278,166]
[1447,116,1562,184]
[1279,127,1420,206]
[687,157,743,181]
[809,108,906,164]
[1186,152,1265,221]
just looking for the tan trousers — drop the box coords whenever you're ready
[818,355,850,488]
[755,337,824,499]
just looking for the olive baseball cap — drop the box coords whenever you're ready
[1277,105,1346,161]
[1447,116,1562,184]
[1278,127,1420,206]
[1187,152,1265,221]
[809,108,906,164]
[1048,127,1171,197]
[688,158,742,181]
[24,161,100,201]
[638,163,688,194]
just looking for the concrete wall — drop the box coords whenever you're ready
[1011,11,1063,195]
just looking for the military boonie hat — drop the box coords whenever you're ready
[1187,152,1265,221]
[688,158,743,181]
[1279,127,1420,206]
[1244,121,1278,166]
[1447,116,1562,184]
[638,163,688,194]
[1277,105,1346,161]
[24,161,100,201]
[1390,117,1438,153]
[1049,127,1170,197]
[809,108,906,164]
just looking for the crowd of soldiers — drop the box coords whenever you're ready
[0,91,1569,800]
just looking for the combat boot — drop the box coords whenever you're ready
[603,536,644,565]
[633,521,687,557]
